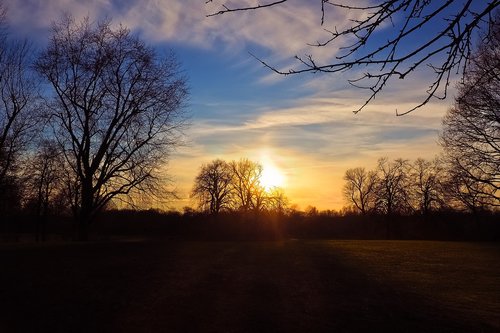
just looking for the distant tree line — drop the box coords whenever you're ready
[342,156,497,216]
[71,206,500,242]
[191,158,288,215]
[1,3,499,242]
[344,20,500,216]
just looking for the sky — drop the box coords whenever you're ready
[4,0,480,210]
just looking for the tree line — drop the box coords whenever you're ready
[343,156,494,217]
[344,18,500,216]
[1,3,498,242]
[191,158,288,215]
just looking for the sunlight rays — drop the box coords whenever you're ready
[259,154,286,191]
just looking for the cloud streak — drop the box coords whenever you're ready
[5,0,357,65]
[175,90,447,209]
[3,0,453,210]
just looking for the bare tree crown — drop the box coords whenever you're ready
[35,15,188,239]
[440,14,500,206]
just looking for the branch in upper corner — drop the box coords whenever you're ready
[207,1,500,114]
[206,0,289,17]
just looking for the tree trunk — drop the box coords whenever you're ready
[77,179,93,241]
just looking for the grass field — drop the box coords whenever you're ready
[1,239,499,332]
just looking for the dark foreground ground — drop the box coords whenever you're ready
[1,239,499,332]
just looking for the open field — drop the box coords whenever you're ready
[1,239,499,332]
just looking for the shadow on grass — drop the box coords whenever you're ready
[0,240,498,332]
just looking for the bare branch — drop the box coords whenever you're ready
[440,16,500,207]
[207,0,500,113]
[35,15,189,239]
[207,0,288,17]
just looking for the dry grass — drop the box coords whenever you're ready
[0,239,499,332]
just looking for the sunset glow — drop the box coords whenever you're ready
[260,162,286,191]
[1,2,497,331]
[2,0,458,211]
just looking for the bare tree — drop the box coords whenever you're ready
[265,186,288,214]
[0,6,38,195]
[440,14,500,208]
[229,158,264,212]
[408,158,445,215]
[442,163,497,213]
[35,16,188,240]
[191,159,233,214]
[251,180,268,213]
[342,167,377,215]
[207,1,499,113]
[24,140,64,241]
[375,157,412,215]
[192,157,290,215]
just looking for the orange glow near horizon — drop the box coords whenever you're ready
[259,153,286,191]
[167,136,444,212]
[260,163,286,190]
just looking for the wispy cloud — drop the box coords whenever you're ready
[5,0,358,65]
[3,0,454,210]
[173,90,447,209]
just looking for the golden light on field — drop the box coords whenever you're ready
[260,159,286,191]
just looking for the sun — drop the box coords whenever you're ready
[260,163,285,191]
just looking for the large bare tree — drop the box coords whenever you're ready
[0,5,39,223]
[375,157,412,215]
[0,4,38,196]
[35,16,188,240]
[229,158,265,212]
[191,159,233,214]
[408,158,445,215]
[440,14,500,208]
[342,167,377,215]
[207,1,499,113]
[442,162,497,213]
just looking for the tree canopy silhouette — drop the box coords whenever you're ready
[0,4,38,214]
[207,0,499,114]
[440,14,500,207]
[192,158,288,214]
[191,159,233,215]
[343,167,377,215]
[35,16,188,240]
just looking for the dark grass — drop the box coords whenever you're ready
[1,239,499,332]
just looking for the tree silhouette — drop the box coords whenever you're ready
[35,16,188,240]
[375,157,412,215]
[265,187,289,214]
[408,158,445,215]
[191,159,233,214]
[229,158,264,212]
[341,155,500,215]
[192,158,288,215]
[24,140,64,241]
[440,14,500,207]
[207,0,499,113]
[343,167,377,215]
[0,5,38,200]
[443,165,497,213]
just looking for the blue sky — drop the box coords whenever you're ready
[5,0,482,210]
